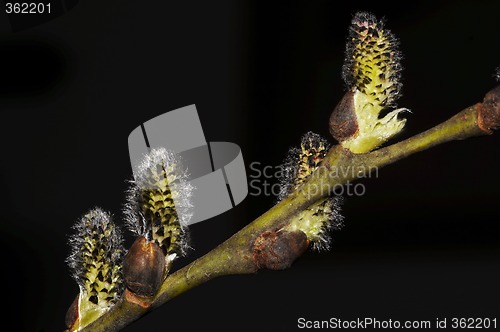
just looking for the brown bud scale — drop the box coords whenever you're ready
[65,294,79,330]
[329,91,359,143]
[253,230,308,270]
[123,236,166,297]
[478,85,500,133]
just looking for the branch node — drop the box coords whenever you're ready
[252,230,309,270]
[478,85,500,133]
[125,289,153,309]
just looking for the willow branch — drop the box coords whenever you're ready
[80,85,500,332]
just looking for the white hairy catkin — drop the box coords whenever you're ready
[124,148,193,263]
[67,208,124,329]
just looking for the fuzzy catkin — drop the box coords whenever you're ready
[343,12,402,108]
[279,132,330,201]
[335,12,407,154]
[124,148,193,260]
[66,208,124,328]
[279,132,344,251]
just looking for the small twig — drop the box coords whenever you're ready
[80,86,499,332]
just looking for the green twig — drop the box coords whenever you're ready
[79,86,499,332]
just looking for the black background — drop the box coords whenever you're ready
[0,1,499,331]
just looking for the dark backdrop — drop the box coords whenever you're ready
[0,1,498,331]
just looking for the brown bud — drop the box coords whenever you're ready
[123,236,166,297]
[253,230,308,270]
[65,294,79,330]
[329,91,358,143]
[478,85,500,133]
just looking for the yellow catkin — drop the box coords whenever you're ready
[67,208,124,329]
[139,163,184,256]
[342,12,407,153]
[125,148,193,266]
[280,132,343,250]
